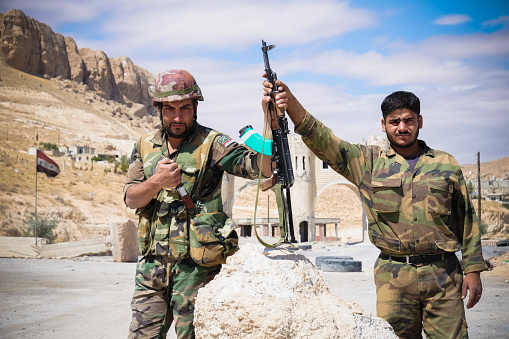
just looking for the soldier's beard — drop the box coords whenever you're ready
[160,112,197,139]
[164,121,195,139]
[387,129,419,149]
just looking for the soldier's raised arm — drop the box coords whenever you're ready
[262,77,307,128]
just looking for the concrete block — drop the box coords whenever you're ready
[110,219,139,262]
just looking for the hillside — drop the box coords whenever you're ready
[0,57,150,240]
[462,156,509,180]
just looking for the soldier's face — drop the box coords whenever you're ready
[382,108,422,150]
[161,99,195,138]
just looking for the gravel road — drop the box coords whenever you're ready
[0,241,507,339]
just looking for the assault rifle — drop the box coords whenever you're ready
[260,39,296,244]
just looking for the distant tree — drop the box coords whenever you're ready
[40,142,58,151]
[467,181,475,195]
[21,212,58,243]
[478,219,488,236]
[119,155,129,173]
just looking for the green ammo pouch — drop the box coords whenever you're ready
[185,131,239,267]
[188,211,239,267]
[135,199,158,256]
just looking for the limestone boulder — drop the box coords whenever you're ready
[0,9,70,78]
[65,36,84,83]
[110,219,139,262]
[110,56,142,105]
[37,21,69,78]
[79,47,120,101]
[194,244,397,339]
[0,9,42,74]
[129,103,148,119]
[135,64,155,113]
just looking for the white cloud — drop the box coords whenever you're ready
[1,0,113,23]
[483,15,509,28]
[433,14,472,26]
[418,31,509,59]
[99,0,376,50]
[278,48,476,87]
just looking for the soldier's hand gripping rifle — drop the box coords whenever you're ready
[259,40,296,244]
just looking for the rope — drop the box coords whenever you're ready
[252,102,285,247]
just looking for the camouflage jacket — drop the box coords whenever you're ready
[296,112,488,274]
[124,123,261,258]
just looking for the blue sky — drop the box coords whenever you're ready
[1,0,508,165]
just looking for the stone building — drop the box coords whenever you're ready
[467,177,509,202]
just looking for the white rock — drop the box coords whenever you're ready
[194,243,396,339]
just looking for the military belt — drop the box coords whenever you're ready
[379,252,455,265]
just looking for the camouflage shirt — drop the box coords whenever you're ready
[296,112,488,274]
[124,123,261,257]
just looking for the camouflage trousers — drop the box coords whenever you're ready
[128,255,220,339]
[374,254,468,339]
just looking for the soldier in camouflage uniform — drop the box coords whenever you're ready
[124,69,272,339]
[262,79,488,338]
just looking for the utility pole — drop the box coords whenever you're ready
[477,152,481,222]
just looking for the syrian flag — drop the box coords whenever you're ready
[36,150,60,178]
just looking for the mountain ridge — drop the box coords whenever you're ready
[0,9,155,115]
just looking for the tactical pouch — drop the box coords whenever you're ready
[188,211,239,267]
[135,199,157,256]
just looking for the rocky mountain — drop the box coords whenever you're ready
[0,10,160,241]
[0,9,154,115]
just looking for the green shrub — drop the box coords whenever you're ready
[40,142,58,151]
[119,155,129,173]
[21,212,58,243]
[467,181,474,195]
[478,219,488,236]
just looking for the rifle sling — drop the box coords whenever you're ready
[252,103,286,248]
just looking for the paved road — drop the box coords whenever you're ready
[0,241,507,338]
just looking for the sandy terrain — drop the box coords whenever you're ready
[0,238,507,339]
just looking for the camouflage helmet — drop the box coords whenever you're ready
[152,69,204,107]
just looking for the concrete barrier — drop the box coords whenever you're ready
[0,220,139,260]
[37,238,112,259]
[0,237,46,258]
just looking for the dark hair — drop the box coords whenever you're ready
[381,91,420,118]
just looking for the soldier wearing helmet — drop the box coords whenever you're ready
[152,69,203,139]
[124,69,272,338]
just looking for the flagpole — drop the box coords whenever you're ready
[35,150,38,245]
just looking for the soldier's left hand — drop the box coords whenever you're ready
[462,271,482,309]
[261,74,288,111]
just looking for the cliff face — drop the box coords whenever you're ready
[0,9,154,114]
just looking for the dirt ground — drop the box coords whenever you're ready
[0,238,507,339]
